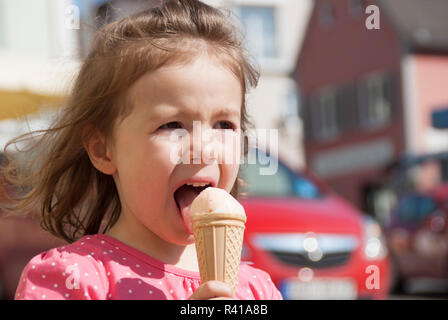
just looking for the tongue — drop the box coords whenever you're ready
[174,185,200,234]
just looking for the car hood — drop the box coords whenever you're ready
[240,195,363,236]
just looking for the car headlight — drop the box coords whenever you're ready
[363,216,388,260]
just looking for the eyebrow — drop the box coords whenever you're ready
[148,105,241,121]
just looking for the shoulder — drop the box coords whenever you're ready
[15,236,109,300]
[238,263,283,300]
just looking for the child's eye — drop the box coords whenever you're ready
[159,121,183,130]
[215,121,236,130]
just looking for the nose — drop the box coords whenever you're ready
[188,121,217,165]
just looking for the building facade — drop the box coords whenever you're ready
[295,0,448,222]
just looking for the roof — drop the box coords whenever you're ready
[379,0,448,52]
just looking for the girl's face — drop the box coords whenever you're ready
[106,55,243,247]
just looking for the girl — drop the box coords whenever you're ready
[4,0,282,300]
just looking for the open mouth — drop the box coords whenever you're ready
[174,183,212,211]
[173,182,213,234]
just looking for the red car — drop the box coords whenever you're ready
[385,184,448,292]
[239,150,391,299]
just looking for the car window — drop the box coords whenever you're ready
[241,161,294,197]
[396,195,437,224]
[240,155,322,199]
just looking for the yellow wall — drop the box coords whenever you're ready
[0,89,64,120]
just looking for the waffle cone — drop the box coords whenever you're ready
[192,212,246,293]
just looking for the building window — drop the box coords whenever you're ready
[335,84,358,131]
[359,75,393,129]
[349,0,364,17]
[235,6,278,59]
[318,2,335,28]
[311,89,338,140]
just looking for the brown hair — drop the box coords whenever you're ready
[0,0,259,243]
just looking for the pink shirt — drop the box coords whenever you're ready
[15,234,283,300]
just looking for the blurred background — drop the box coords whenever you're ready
[1,0,448,300]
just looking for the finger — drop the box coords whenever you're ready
[190,281,234,300]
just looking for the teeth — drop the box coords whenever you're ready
[186,182,211,187]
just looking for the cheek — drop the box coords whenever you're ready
[213,131,241,165]
[220,132,241,191]
[114,138,177,205]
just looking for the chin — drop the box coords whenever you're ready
[180,234,196,246]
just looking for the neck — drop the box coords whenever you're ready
[105,216,199,272]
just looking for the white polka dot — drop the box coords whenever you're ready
[90,252,95,256]
[149,290,153,294]
[147,272,152,276]
[136,264,140,268]
[103,252,108,255]
[107,272,111,276]
[108,293,112,299]
[62,272,66,277]
[65,293,70,298]
[51,262,56,267]
[81,242,85,245]
[42,275,46,279]
[31,286,36,290]
[42,294,46,299]
[115,247,119,250]
[54,284,58,288]
[84,292,89,297]
[126,272,131,276]
[84,273,89,277]
[17,293,20,297]
[31,265,36,269]
[101,241,105,244]
[94,285,98,290]
[138,280,142,285]
[170,289,174,294]
[122,257,127,261]
[109,250,114,253]
[129,289,133,294]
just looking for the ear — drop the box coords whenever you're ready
[83,128,117,175]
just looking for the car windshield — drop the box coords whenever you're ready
[240,151,322,199]
[395,194,437,224]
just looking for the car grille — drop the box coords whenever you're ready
[269,250,352,269]
[252,233,358,269]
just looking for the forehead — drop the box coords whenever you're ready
[127,55,243,118]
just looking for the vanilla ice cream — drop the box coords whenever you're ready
[190,187,246,218]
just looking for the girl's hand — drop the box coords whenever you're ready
[189,281,236,300]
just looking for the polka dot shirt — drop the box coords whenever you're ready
[15,234,283,300]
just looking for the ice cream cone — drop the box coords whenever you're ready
[190,188,247,294]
